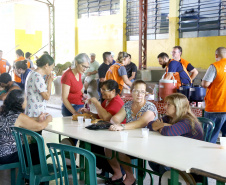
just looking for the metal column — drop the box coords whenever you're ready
[139,0,148,70]
[48,0,55,60]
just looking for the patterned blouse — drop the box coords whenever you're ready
[123,101,158,123]
[25,71,47,117]
[0,111,20,158]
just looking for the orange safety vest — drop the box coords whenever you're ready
[105,63,125,92]
[165,60,192,89]
[14,56,29,83]
[0,58,8,74]
[171,58,190,71]
[205,58,226,112]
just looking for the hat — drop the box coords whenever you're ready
[0,73,12,84]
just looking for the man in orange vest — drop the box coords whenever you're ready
[0,50,11,75]
[202,47,226,143]
[172,46,198,80]
[14,49,30,83]
[158,52,192,89]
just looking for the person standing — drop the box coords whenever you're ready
[172,46,198,80]
[202,47,226,143]
[61,53,90,145]
[25,54,54,117]
[14,49,31,85]
[0,50,11,75]
[125,54,137,82]
[61,53,90,116]
[25,52,35,70]
[105,51,132,93]
[15,60,32,90]
[82,53,99,94]
[158,52,191,89]
[97,52,113,99]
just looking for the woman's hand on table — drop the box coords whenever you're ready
[46,114,53,122]
[152,119,165,131]
[109,124,124,131]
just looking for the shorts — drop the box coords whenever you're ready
[84,76,95,84]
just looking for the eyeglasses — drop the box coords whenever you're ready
[100,88,111,92]
[132,90,146,95]
[81,64,90,69]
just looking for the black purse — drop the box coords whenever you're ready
[85,121,112,130]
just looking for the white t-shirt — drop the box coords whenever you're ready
[25,71,47,117]
[83,60,99,80]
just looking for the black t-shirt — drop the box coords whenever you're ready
[125,62,137,79]
[98,63,112,79]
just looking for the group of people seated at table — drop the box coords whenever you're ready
[0,51,205,185]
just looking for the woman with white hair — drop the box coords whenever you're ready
[61,53,90,116]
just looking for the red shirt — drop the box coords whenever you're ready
[101,95,126,123]
[61,69,84,105]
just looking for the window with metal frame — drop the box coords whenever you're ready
[78,0,120,18]
[126,0,169,41]
[179,0,226,38]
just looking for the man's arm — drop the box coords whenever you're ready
[190,68,198,80]
[201,65,216,88]
[164,73,173,80]
[129,72,136,80]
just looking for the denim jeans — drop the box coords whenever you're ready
[61,103,84,145]
[204,112,226,143]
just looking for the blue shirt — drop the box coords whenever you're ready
[168,60,191,85]
[21,68,32,89]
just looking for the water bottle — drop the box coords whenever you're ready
[153,84,159,101]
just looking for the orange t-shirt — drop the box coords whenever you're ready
[205,58,226,112]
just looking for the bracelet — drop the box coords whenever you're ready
[121,124,125,130]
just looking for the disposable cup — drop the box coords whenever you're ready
[142,128,149,138]
[77,116,84,124]
[120,131,128,142]
[85,119,92,125]
[220,137,226,149]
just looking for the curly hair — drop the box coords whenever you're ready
[0,89,25,116]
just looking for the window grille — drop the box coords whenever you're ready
[179,0,226,38]
[126,0,169,41]
[78,0,120,18]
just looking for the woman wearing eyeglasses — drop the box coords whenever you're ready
[105,51,132,93]
[81,79,126,175]
[61,53,90,145]
[61,53,90,117]
[106,80,158,185]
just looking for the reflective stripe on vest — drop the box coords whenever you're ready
[205,58,226,112]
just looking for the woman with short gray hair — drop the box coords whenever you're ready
[61,53,90,117]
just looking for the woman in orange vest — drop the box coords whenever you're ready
[14,49,30,83]
[105,52,132,93]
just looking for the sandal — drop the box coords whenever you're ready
[105,176,123,184]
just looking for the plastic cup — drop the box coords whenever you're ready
[120,131,128,142]
[77,116,84,124]
[220,137,226,149]
[142,128,149,138]
[85,119,92,125]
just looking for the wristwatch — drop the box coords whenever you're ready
[121,124,125,130]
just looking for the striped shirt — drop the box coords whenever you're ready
[148,116,203,140]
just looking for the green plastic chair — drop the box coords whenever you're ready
[198,117,215,142]
[47,143,97,185]
[11,127,59,185]
[0,162,20,185]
